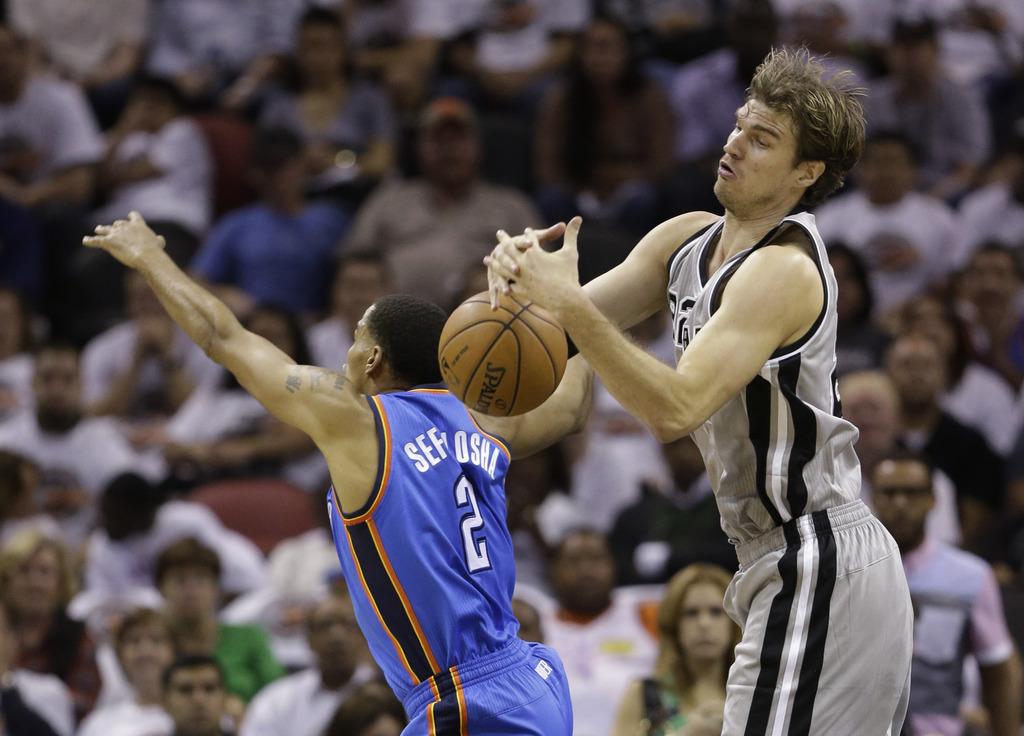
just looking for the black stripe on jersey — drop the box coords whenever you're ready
[744,522,802,735]
[431,669,463,735]
[667,222,717,283]
[745,375,784,526]
[778,356,817,519]
[342,397,389,520]
[788,511,837,736]
[347,522,435,682]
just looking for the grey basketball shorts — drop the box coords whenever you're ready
[722,499,913,735]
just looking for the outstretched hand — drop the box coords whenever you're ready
[83,211,166,269]
[485,216,584,317]
[485,221,567,309]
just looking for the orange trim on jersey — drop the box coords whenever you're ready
[341,524,419,684]
[411,388,450,394]
[465,409,511,461]
[427,700,438,735]
[429,677,442,701]
[367,519,441,673]
[452,666,469,735]
[343,395,393,525]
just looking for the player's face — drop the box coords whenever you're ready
[714,100,815,217]
[871,460,933,549]
[677,582,733,665]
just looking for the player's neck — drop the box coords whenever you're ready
[718,208,795,263]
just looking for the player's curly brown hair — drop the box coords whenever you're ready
[748,47,866,207]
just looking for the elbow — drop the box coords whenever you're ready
[647,404,698,444]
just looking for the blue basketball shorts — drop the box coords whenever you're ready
[401,638,572,735]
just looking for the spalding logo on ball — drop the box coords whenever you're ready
[438,291,568,416]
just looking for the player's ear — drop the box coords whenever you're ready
[796,159,825,188]
[365,345,384,376]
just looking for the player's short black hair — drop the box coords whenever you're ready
[365,295,447,388]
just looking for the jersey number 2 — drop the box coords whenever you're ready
[454,475,491,573]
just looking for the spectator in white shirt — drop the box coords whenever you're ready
[77,608,175,736]
[78,473,266,618]
[0,23,102,211]
[813,131,958,317]
[94,77,213,265]
[0,342,164,544]
[241,595,377,736]
[82,271,219,424]
[900,293,1021,456]
[955,133,1024,265]
[537,529,657,736]
[0,603,74,736]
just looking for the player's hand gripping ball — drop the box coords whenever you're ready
[439,291,567,416]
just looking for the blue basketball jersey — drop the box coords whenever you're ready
[327,386,518,703]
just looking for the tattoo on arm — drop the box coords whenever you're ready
[310,371,323,393]
[285,372,301,393]
[334,371,347,390]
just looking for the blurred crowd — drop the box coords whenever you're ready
[1,0,1024,734]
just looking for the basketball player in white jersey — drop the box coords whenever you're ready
[488,48,913,735]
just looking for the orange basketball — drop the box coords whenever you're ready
[438,291,568,417]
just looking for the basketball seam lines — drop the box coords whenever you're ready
[505,309,558,388]
[459,302,533,413]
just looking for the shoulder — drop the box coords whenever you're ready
[647,211,720,265]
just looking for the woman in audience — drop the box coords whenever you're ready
[0,529,101,723]
[324,680,406,736]
[77,608,175,736]
[260,7,395,187]
[612,564,739,736]
[155,537,283,705]
[534,15,673,236]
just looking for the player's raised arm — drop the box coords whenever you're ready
[83,213,369,444]
[489,218,823,442]
[473,355,594,459]
[487,212,718,331]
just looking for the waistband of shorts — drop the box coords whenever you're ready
[403,636,531,714]
[736,499,872,568]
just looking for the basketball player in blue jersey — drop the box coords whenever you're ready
[489,48,914,735]
[84,214,592,735]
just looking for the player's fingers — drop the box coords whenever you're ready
[129,210,142,222]
[531,222,567,243]
[82,235,100,247]
[486,254,519,283]
[94,224,112,235]
[562,216,583,254]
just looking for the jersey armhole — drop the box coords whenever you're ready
[707,221,828,360]
[767,222,828,361]
[341,395,392,523]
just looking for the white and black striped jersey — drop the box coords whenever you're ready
[666,212,861,544]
